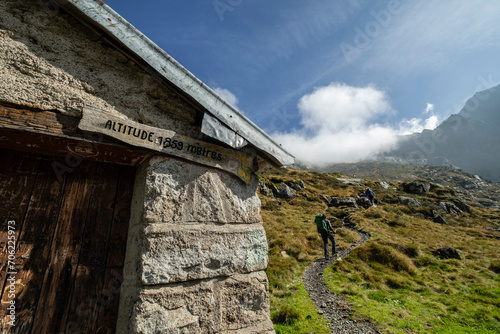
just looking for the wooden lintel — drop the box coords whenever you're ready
[0,103,151,166]
[79,105,255,183]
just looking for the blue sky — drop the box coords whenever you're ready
[105,0,500,165]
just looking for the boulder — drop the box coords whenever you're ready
[329,197,358,208]
[398,196,421,207]
[452,198,473,214]
[272,183,296,200]
[432,211,447,224]
[320,194,332,204]
[435,247,461,260]
[439,202,462,216]
[280,251,290,258]
[259,183,273,197]
[285,181,303,191]
[270,184,280,197]
[379,181,390,189]
[301,191,311,200]
[403,181,431,195]
[356,197,372,208]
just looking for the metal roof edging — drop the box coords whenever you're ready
[55,0,295,167]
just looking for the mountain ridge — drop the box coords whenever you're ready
[381,84,500,181]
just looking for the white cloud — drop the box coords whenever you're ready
[297,83,393,132]
[213,87,239,107]
[273,83,440,165]
[398,115,439,135]
[424,114,439,129]
[424,103,434,114]
[397,103,439,135]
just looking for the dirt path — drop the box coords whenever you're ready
[302,225,380,334]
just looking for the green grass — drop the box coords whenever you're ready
[260,167,500,333]
[323,203,500,333]
[270,280,329,334]
[325,253,500,333]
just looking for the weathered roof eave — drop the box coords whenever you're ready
[54,0,294,167]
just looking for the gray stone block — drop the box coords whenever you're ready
[126,272,275,334]
[140,224,268,285]
[139,157,262,225]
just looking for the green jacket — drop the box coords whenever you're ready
[315,214,328,233]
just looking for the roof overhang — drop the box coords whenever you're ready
[53,0,294,167]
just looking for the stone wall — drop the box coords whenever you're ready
[118,157,274,333]
[1,1,275,332]
[0,0,199,136]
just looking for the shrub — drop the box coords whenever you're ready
[270,176,284,184]
[387,216,407,228]
[271,303,301,325]
[262,200,281,211]
[385,276,409,289]
[382,241,421,258]
[365,211,383,219]
[433,187,453,197]
[489,260,500,274]
[327,207,349,220]
[414,253,438,267]
[355,242,417,274]
[337,228,361,244]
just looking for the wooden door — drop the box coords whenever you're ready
[0,148,136,333]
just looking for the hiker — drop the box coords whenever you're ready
[315,213,336,260]
[363,187,376,206]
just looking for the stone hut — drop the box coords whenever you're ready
[0,0,294,333]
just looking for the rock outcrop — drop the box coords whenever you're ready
[403,181,431,195]
[398,196,421,207]
[439,202,462,216]
[356,197,373,208]
[434,247,461,260]
[329,197,358,208]
[271,182,296,200]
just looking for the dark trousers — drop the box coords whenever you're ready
[367,194,375,205]
[320,231,336,259]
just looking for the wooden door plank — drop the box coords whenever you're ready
[94,267,125,334]
[95,165,136,331]
[63,163,120,333]
[1,149,136,333]
[0,150,40,320]
[0,158,66,333]
[104,165,136,269]
[30,161,97,334]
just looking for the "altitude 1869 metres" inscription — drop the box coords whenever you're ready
[78,105,254,183]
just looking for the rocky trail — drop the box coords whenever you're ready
[302,225,380,334]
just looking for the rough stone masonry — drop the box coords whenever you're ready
[118,158,274,333]
[0,0,277,332]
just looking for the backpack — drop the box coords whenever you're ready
[315,214,328,233]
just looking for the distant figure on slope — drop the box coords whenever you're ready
[315,213,336,260]
[363,187,376,206]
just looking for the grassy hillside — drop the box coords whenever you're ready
[320,161,500,209]
[259,167,500,333]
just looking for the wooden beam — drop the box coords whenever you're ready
[79,105,256,183]
[0,103,151,166]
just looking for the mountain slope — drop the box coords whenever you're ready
[259,166,500,333]
[320,161,500,209]
[383,84,500,181]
